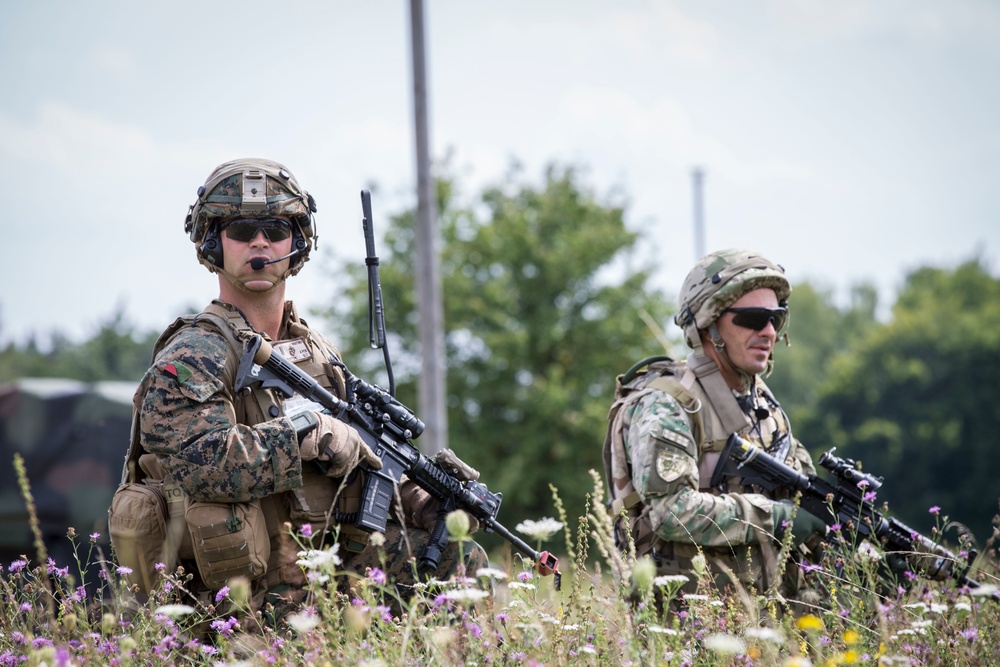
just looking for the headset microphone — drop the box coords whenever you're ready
[250,249,300,271]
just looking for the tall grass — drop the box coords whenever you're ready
[2,460,997,666]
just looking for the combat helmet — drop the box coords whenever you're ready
[674,248,791,350]
[184,158,318,276]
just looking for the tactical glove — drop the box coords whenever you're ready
[297,411,383,477]
[397,478,480,534]
[772,500,828,546]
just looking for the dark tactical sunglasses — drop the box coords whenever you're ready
[723,306,788,332]
[222,218,293,243]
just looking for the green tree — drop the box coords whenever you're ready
[797,258,1000,549]
[320,165,674,544]
[767,281,878,427]
[0,306,158,383]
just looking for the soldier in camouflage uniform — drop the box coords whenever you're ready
[112,158,487,625]
[603,248,826,611]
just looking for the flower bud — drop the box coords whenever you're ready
[446,510,471,541]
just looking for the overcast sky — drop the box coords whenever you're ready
[2,0,998,346]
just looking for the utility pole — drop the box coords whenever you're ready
[408,0,447,455]
[692,167,705,261]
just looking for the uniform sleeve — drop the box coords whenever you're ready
[625,391,775,547]
[137,327,303,502]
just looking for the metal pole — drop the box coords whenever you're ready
[409,0,447,455]
[692,167,705,261]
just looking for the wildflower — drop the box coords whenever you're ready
[856,541,882,564]
[90,532,101,542]
[631,556,656,591]
[954,602,972,612]
[782,658,813,667]
[653,574,689,587]
[154,562,166,572]
[517,571,534,582]
[863,491,877,503]
[7,559,27,573]
[691,552,707,576]
[928,506,941,515]
[215,586,230,603]
[299,523,313,538]
[843,629,859,645]
[970,583,999,597]
[477,567,508,580]
[442,588,490,602]
[100,613,117,636]
[929,603,948,614]
[745,627,785,644]
[648,625,679,635]
[367,567,387,585]
[286,610,320,634]
[368,531,385,547]
[154,604,196,619]
[562,623,580,631]
[960,627,978,642]
[579,644,597,655]
[446,510,471,541]
[681,594,708,602]
[116,565,133,576]
[796,615,824,632]
[704,633,746,655]
[210,617,239,636]
[296,545,341,570]
[19,602,31,613]
[508,581,536,591]
[515,517,564,541]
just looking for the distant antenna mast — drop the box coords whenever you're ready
[692,167,705,260]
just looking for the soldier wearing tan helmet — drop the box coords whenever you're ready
[110,159,486,626]
[602,248,826,613]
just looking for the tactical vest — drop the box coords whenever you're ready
[602,352,797,593]
[112,300,367,594]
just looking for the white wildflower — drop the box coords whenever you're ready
[296,545,341,570]
[508,599,524,608]
[153,604,196,619]
[710,599,724,607]
[704,633,746,655]
[562,623,580,631]
[508,581,537,590]
[903,602,927,613]
[441,588,490,602]
[653,574,690,587]
[912,620,933,629]
[929,603,948,615]
[647,625,678,635]
[954,602,972,612]
[515,517,564,541]
[285,610,320,634]
[745,627,785,644]
[970,583,999,597]
[476,567,508,580]
[579,645,597,655]
[681,594,709,602]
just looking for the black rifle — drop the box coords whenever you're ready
[234,336,560,586]
[711,434,987,593]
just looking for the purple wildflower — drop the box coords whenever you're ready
[368,567,387,585]
[929,506,941,515]
[216,586,230,603]
[299,523,313,538]
[863,491,877,502]
[960,627,978,642]
[8,559,27,573]
[517,571,533,582]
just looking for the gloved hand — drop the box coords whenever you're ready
[397,479,480,534]
[297,411,382,477]
[772,500,828,546]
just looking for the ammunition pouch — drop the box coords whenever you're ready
[186,499,270,589]
[109,482,172,595]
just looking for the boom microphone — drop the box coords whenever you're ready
[250,249,299,271]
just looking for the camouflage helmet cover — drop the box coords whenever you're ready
[185,158,318,275]
[674,248,791,348]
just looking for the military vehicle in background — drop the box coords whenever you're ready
[0,377,134,568]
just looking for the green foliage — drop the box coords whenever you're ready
[797,258,1000,549]
[320,164,674,541]
[0,305,158,383]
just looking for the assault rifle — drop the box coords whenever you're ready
[234,336,560,587]
[711,434,987,594]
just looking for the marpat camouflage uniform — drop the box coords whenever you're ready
[133,300,487,620]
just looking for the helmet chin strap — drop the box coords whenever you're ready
[203,258,291,296]
[704,323,758,390]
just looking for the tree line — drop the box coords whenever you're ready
[3,164,997,555]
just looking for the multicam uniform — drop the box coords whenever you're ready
[128,299,486,615]
[604,352,817,600]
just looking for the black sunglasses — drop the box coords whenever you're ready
[222,218,292,243]
[723,306,788,332]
